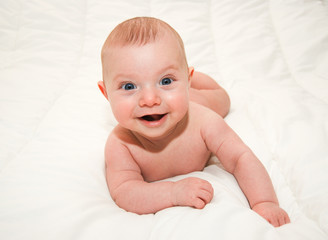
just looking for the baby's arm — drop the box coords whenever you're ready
[105,133,213,214]
[202,113,290,227]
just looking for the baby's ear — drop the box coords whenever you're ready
[97,81,109,100]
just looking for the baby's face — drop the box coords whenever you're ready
[104,33,191,140]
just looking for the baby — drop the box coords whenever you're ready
[98,17,290,227]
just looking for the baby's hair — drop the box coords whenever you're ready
[101,17,188,80]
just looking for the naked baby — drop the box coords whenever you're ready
[98,17,290,227]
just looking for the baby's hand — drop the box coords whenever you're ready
[252,202,290,227]
[171,177,214,209]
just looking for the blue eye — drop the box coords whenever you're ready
[122,83,136,90]
[160,78,173,85]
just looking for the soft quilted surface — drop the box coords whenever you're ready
[1,0,328,239]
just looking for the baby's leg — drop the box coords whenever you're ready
[189,71,230,118]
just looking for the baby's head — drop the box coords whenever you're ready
[99,17,193,140]
[101,17,189,86]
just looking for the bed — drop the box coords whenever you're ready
[1,0,327,239]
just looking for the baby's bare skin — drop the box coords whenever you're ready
[104,101,289,227]
[99,17,290,227]
[108,102,211,183]
[105,102,221,212]
[110,71,229,183]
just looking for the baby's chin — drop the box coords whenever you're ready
[132,127,176,142]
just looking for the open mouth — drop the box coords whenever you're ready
[140,114,167,122]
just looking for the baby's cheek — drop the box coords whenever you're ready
[172,90,189,104]
[167,87,189,100]
[111,102,133,123]
[167,91,189,109]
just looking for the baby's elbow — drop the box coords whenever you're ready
[112,193,137,213]
[230,151,254,175]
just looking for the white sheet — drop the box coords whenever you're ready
[1,0,327,239]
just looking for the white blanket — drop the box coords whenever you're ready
[1,0,327,239]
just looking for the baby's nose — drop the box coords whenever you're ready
[139,88,161,107]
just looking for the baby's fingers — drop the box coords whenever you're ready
[202,181,214,195]
[269,210,291,227]
[278,212,291,226]
[199,188,214,204]
[193,189,213,209]
[192,197,206,209]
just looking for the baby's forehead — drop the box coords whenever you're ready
[104,30,185,61]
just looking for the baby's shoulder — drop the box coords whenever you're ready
[189,102,222,122]
[189,102,227,135]
[106,125,137,148]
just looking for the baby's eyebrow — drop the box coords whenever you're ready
[157,64,180,74]
[112,73,135,82]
